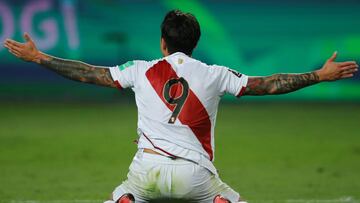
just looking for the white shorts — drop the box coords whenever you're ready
[107,150,241,203]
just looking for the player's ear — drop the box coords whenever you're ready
[160,37,168,57]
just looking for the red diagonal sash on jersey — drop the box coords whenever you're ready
[145,60,213,160]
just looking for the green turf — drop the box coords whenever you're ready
[0,103,359,202]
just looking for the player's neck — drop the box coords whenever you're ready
[164,52,191,57]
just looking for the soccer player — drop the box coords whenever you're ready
[4,10,358,203]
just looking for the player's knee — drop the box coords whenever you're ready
[116,193,135,203]
[213,195,231,203]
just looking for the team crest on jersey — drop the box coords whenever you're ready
[228,69,242,78]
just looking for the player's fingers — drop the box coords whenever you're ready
[341,73,354,79]
[340,65,359,72]
[4,42,26,55]
[5,39,22,47]
[5,39,23,48]
[327,51,337,62]
[8,47,21,55]
[4,40,13,49]
[340,66,358,76]
[8,48,21,57]
[4,43,19,52]
[7,44,23,53]
[23,32,32,42]
[338,61,358,67]
[342,68,358,75]
[3,41,10,49]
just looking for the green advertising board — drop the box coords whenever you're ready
[1,0,359,101]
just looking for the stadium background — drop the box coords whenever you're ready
[0,0,359,202]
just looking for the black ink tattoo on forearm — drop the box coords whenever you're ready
[244,72,320,95]
[40,56,116,88]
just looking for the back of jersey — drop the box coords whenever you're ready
[109,52,248,161]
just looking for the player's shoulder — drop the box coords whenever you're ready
[133,53,200,71]
[122,53,232,75]
[167,52,229,71]
[197,61,231,76]
[115,59,162,72]
[206,62,245,78]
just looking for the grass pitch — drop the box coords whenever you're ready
[0,102,359,202]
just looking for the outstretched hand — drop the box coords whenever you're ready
[3,33,41,63]
[317,52,358,81]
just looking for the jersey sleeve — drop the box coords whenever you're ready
[109,61,139,89]
[216,66,249,97]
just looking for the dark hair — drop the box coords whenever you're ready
[161,10,201,56]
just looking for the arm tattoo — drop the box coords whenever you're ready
[244,72,320,95]
[40,56,116,88]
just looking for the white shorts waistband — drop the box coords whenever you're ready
[136,149,193,165]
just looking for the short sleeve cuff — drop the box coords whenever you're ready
[236,75,249,98]
[109,66,125,90]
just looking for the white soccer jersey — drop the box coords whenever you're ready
[109,52,248,174]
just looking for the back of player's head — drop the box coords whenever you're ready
[161,10,201,56]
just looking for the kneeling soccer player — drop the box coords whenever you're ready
[4,9,358,203]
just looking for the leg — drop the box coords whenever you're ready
[104,193,135,203]
[106,151,163,203]
[105,152,146,203]
[214,195,231,203]
[117,193,135,203]
[213,195,248,203]
[187,164,245,203]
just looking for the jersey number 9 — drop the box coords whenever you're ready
[163,77,189,124]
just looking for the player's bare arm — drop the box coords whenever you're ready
[244,52,358,95]
[3,33,116,88]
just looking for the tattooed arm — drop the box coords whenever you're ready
[4,33,116,88]
[244,72,320,95]
[244,52,358,96]
[38,55,116,87]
